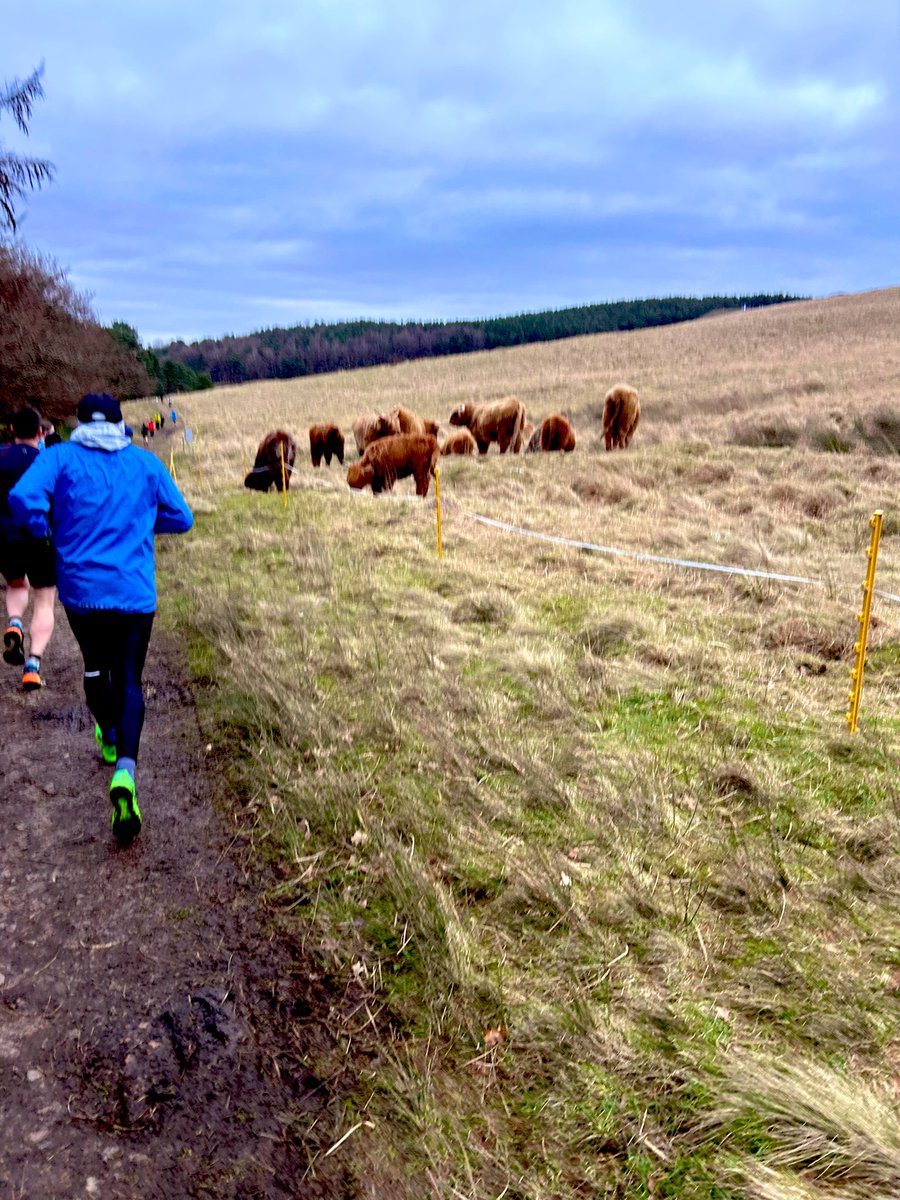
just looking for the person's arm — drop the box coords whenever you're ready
[7,449,58,539]
[154,464,194,534]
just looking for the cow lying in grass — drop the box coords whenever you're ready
[448,396,526,454]
[309,423,345,467]
[346,433,439,497]
[441,428,477,455]
[602,385,641,451]
[244,430,296,492]
[527,414,577,453]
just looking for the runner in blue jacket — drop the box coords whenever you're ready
[9,393,193,845]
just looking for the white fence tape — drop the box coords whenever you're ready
[461,509,900,607]
[251,463,900,607]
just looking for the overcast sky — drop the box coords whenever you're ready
[5,1,899,345]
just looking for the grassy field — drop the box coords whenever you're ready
[139,288,899,1199]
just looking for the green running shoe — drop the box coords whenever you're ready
[94,723,117,764]
[110,769,142,845]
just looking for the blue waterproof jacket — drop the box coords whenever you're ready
[9,439,193,614]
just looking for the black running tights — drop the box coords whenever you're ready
[65,609,154,763]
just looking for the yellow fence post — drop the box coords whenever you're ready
[169,447,177,482]
[846,510,883,734]
[434,467,444,559]
[279,443,288,509]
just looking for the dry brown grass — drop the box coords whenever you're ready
[146,288,900,1199]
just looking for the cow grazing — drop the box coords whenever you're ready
[526,424,542,453]
[244,430,297,492]
[602,385,641,451]
[309,423,345,467]
[346,433,439,497]
[440,428,477,456]
[521,420,535,448]
[448,396,526,455]
[352,411,401,456]
[527,414,577,453]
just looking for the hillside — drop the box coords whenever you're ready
[156,293,800,387]
[136,288,898,1199]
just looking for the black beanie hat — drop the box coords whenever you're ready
[77,393,123,424]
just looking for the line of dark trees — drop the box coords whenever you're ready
[157,294,802,386]
[107,321,213,398]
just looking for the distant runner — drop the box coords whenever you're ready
[1,406,57,691]
[9,393,193,845]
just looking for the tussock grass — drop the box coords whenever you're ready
[149,289,899,1198]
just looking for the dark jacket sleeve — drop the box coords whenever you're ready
[7,449,58,539]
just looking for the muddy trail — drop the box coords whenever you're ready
[0,603,362,1199]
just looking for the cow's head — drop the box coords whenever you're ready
[347,461,374,490]
[448,404,472,428]
[244,468,273,491]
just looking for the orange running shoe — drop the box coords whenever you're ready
[22,657,42,691]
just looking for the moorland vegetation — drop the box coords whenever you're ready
[146,288,899,1199]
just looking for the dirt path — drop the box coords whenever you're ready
[0,603,357,1199]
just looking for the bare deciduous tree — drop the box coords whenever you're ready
[0,243,152,422]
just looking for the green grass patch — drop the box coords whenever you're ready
[158,469,900,1199]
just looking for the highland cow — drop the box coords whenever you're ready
[440,428,477,456]
[602,385,641,451]
[244,430,296,492]
[384,405,441,440]
[309,423,345,467]
[448,396,526,455]
[352,411,401,456]
[528,414,576,453]
[346,433,439,497]
[384,405,419,436]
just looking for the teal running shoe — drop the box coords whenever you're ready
[94,723,117,764]
[110,769,142,845]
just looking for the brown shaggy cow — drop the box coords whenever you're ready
[448,396,526,454]
[385,405,420,435]
[309,423,345,467]
[244,430,296,492]
[527,414,577,453]
[385,406,441,440]
[352,411,401,455]
[602,385,641,451]
[440,428,477,456]
[346,433,439,497]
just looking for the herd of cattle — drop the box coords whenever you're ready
[243,384,641,498]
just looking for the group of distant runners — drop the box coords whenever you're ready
[1,395,192,846]
[141,406,177,444]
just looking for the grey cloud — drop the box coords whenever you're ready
[4,1,898,342]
